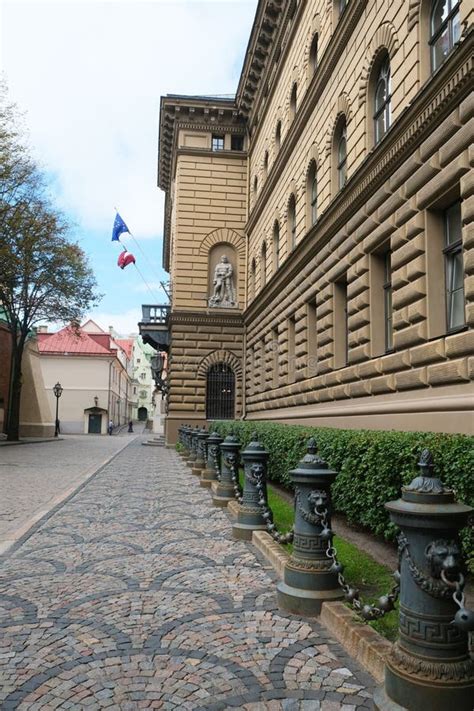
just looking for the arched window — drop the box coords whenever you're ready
[273,221,280,271]
[253,175,258,199]
[307,161,318,227]
[335,121,347,190]
[288,194,297,251]
[275,120,282,152]
[289,83,297,121]
[206,363,235,420]
[263,150,269,179]
[250,258,256,301]
[373,57,391,144]
[261,241,267,287]
[430,0,461,72]
[309,34,318,75]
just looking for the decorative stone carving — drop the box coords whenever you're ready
[208,255,236,308]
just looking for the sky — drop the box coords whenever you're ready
[0,0,257,335]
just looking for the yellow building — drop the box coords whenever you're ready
[146,0,474,442]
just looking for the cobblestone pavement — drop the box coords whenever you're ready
[0,438,375,710]
[0,431,141,553]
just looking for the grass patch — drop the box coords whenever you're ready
[238,470,398,641]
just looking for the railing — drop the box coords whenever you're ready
[141,305,170,325]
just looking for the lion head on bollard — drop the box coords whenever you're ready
[425,539,462,579]
[249,462,265,485]
[308,489,328,514]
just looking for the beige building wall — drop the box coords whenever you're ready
[19,341,54,438]
[242,0,474,434]
[158,1,474,439]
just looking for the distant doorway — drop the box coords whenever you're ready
[138,407,148,421]
[88,413,102,434]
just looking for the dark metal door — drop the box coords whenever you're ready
[88,414,102,434]
[206,363,235,420]
[138,407,148,421]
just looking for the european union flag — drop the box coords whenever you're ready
[112,213,130,241]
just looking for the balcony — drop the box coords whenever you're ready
[138,304,170,351]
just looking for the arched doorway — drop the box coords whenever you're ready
[138,406,148,421]
[206,363,235,420]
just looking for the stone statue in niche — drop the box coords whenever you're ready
[209,255,236,308]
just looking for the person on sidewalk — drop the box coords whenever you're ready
[128,421,133,433]
[108,420,113,435]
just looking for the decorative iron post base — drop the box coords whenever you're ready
[211,433,240,508]
[201,432,223,488]
[232,436,270,541]
[277,440,343,616]
[375,450,474,711]
[191,429,208,476]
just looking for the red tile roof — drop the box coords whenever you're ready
[116,338,134,360]
[37,326,113,356]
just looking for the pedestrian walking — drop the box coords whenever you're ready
[128,420,133,433]
[108,419,113,435]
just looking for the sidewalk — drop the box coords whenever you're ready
[0,432,140,556]
[0,438,375,710]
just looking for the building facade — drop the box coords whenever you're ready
[37,320,132,434]
[153,0,474,441]
[130,336,156,422]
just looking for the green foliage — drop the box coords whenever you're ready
[215,421,474,568]
[175,442,184,453]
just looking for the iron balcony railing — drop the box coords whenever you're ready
[141,305,170,325]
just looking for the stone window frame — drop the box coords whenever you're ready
[333,275,348,369]
[274,119,282,155]
[286,192,297,254]
[429,0,461,73]
[443,200,465,332]
[309,32,318,77]
[287,314,296,384]
[289,82,298,123]
[263,150,269,180]
[306,159,318,230]
[306,295,318,378]
[261,240,267,288]
[272,219,280,273]
[249,257,257,303]
[333,116,348,193]
[370,242,393,357]
[270,326,279,389]
[372,53,392,146]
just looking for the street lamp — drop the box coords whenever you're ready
[53,382,63,437]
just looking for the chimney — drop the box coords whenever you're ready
[109,326,114,334]
[37,325,48,333]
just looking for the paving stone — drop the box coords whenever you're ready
[0,437,375,708]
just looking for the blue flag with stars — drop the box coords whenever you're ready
[112,213,130,241]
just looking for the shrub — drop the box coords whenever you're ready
[213,421,474,568]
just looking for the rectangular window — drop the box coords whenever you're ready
[271,327,279,388]
[383,251,393,352]
[231,135,244,151]
[212,134,225,151]
[306,298,318,376]
[333,278,348,368]
[444,202,465,331]
[287,316,296,383]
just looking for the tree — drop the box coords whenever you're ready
[0,83,101,440]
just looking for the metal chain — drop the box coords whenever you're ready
[227,456,243,504]
[251,466,294,545]
[212,446,221,482]
[315,503,400,621]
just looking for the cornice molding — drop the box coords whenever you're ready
[170,310,244,329]
[244,31,474,325]
[246,0,368,230]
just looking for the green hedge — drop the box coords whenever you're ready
[213,421,474,568]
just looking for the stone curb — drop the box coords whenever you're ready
[0,437,63,447]
[0,436,137,558]
[251,530,391,683]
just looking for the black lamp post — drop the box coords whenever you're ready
[53,382,63,437]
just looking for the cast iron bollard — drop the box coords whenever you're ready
[374,450,474,711]
[192,428,208,476]
[182,425,191,458]
[211,432,241,508]
[277,438,343,615]
[200,431,223,488]
[232,434,270,540]
[186,426,200,467]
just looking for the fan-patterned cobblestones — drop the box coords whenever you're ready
[0,438,375,709]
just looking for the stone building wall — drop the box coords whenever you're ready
[243,0,474,433]
[165,142,247,441]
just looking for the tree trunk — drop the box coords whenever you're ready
[6,334,25,441]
